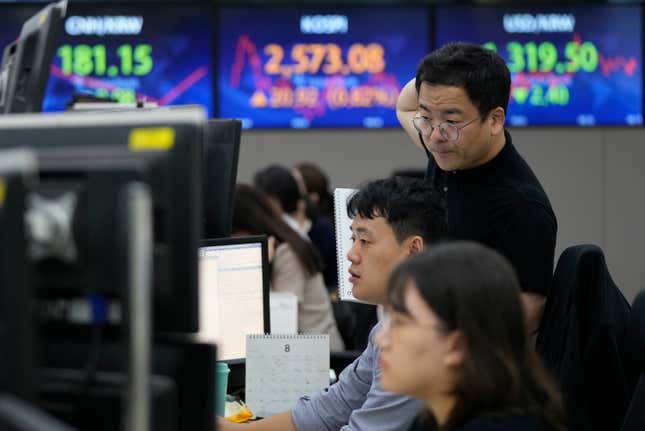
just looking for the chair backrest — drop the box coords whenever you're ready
[537,245,595,379]
[621,290,645,431]
[575,247,630,356]
[621,376,645,431]
[537,244,632,431]
[626,290,645,379]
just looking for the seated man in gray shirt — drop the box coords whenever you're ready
[219,176,447,431]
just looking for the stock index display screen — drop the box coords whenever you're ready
[217,7,429,129]
[436,5,643,126]
[41,3,214,115]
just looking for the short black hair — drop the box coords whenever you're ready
[415,42,511,117]
[347,176,447,244]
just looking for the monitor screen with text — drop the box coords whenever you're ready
[198,238,267,361]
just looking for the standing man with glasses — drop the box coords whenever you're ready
[396,42,557,337]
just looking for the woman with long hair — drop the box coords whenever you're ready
[233,184,344,351]
[376,242,566,431]
[253,164,311,238]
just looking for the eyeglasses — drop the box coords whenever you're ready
[411,115,481,142]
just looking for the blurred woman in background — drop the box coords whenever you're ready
[292,162,337,288]
[254,164,311,239]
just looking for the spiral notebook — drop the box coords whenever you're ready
[245,334,330,418]
[334,187,365,303]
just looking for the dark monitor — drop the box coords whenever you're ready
[41,335,216,431]
[30,146,156,302]
[0,146,165,427]
[0,0,67,113]
[0,107,205,332]
[203,119,241,239]
[0,149,176,430]
[0,144,215,430]
[198,236,270,361]
[0,394,77,431]
[0,151,36,400]
[38,369,177,431]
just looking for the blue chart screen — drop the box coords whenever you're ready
[217,7,429,129]
[42,4,213,116]
[436,6,643,126]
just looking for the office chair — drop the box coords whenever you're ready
[537,244,632,431]
[621,290,645,431]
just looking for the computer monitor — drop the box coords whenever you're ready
[0,145,168,430]
[0,0,67,113]
[41,335,216,431]
[0,148,215,430]
[198,236,270,361]
[0,150,36,401]
[37,369,176,431]
[203,119,241,239]
[0,394,76,431]
[0,107,205,333]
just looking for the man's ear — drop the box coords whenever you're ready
[444,330,466,368]
[407,235,425,255]
[488,107,506,136]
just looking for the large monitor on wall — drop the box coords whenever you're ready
[435,5,643,126]
[198,236,270,361]
[41,2,214,116]
[217,6,430,129]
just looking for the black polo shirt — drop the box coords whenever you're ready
[426,130,557,296]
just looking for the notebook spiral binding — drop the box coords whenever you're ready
[334,188,357,301]
[248,334,327,339]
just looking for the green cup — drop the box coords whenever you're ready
[215,362,230,417]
